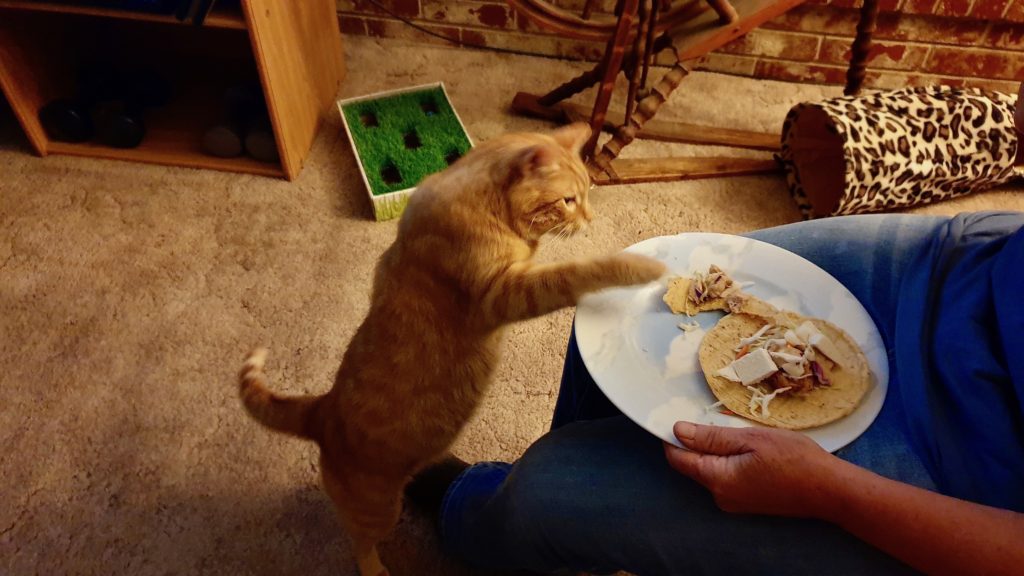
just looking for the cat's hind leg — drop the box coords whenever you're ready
[321,459,403,576]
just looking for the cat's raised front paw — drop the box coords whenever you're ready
[608,253,667,285]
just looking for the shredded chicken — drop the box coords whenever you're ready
[722,320,833,408]
[687,266,735,305]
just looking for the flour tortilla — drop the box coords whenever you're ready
[663,277,729,316]
[698,312,872,430]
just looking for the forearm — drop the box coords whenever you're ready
[819,458,1024,576]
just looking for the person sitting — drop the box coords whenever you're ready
[407,208,1024,576]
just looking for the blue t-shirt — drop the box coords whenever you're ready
[896,212,1024,511]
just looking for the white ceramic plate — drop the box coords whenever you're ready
[575,233,888,453]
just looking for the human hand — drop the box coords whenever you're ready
[664,421,843,519]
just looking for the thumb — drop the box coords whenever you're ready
[673,421,754,456]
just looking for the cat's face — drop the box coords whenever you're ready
[503,123,594,241]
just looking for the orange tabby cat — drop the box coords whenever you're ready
[237,123,665,576]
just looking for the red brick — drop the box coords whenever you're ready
[421,0,513,29]
[696,53,759,76]
[358,0,418,18]
[964,78,1023,92]
[822,0,904,10]
[364,17,459,45]
[765,6,986,45]
[719,29,821,60]
[754,60,850,85]
[874,12,987,44]
[819,37,929,70]
[933,0,974,16]
[336,2,1024,92]
[338,14,367,35]
[342,0,388,16]
[1007,0,1024,21]
[465,28,562,56]
[984,22,1024,49]
[550,0,618,14]
[765,5,862,35]
[812,0,902,8]
[461,28,488,47]
[902,0,938,13]
[970,0,1011,18]
[555,39,606,61]
[924,46,1024,79]
[474,4,512,28]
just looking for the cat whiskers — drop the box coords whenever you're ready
[548,222,573,243]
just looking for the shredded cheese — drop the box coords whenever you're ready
[743,385,792,418]
[704,400,725,412]
[678,320,700,332]
[735,324,773,350]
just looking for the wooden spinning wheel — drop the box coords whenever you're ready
[507,0,881,185]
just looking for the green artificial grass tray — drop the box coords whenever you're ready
[337,83,473,221]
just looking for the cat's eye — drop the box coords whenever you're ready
[564,196,577,205]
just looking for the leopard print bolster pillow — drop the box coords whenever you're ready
[778,86,1020,219]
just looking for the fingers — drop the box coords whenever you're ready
[673,421,755,456]
[664,442,703,479]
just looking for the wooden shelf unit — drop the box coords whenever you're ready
[0,0,248,29]
[0,0,345,179]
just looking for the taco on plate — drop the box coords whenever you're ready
[697,309,872,430]
[663,265,740,316]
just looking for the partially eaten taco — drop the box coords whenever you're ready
[663,265,740,316]
[697,310,871,429]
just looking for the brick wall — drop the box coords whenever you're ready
[337,0,1024,93]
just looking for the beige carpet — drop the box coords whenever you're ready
[1,36,1022,576]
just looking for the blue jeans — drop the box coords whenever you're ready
[440,215,946,576]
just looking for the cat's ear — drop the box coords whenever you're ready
[516,144,561,175]
[550,122,591,154]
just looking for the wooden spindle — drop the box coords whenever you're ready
[625,0,653,121]
[584,0,640,157]
[845,0,879,96]
[594,62,691,173]
[705,0,739,23]
[581,0,597,20]
[539,63,607,107]
[639,0,661,91]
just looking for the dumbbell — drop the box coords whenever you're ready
[95,68,171,149]
[202,83,279,163]
[39,67,118,143]
[40,67,170,148]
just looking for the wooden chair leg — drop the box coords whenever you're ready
[639,0,661,91]
[584,0,640,157]
[539,63,607,107]
[845,0,879,96]
[625,0,654,120]
[581,0,598,19]
[593,61,691,174]
[705,0,739,23]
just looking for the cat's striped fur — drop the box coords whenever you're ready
[237,123,665,576]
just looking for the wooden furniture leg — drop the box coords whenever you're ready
[705,0,739,23]
[581,0,598,19]
[625,0,654,120]
[507,0,821,184]
[593,61,691,175]
[639,0,661,91]
[539,62,606,107]
[845,0,878,96]
[585,0,639,157]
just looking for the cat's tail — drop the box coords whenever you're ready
[238,348,320,441]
